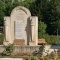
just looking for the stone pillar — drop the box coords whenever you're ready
[3,17,11,46]
[35,16,38,45]
[29,16,38,46]
[30,18,35,41]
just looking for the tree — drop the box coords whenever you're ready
[0,0,34,26]
[0,0,5,26]
[30,0,60,35]
[42,0,60,35]
[2,0,13,16]
[30,0,42,21]
[55,0,60,35]
[3,0,35,16]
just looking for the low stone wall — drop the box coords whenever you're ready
[0,45,40,54]
[14,45,40,53]
[0,45,5,52]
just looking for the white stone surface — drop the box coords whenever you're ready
[4,17,11,42]
[30,16,38,45]
[4,6,38,46]
[0,58,23,60]
[15,20,24,39]
[10,6,31,45]
[43,45,58,56]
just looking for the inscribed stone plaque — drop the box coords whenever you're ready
[15,20,24,39]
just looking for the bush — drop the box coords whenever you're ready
[50,35,57,44]
[0,44,14,56]
[0,34,4,44]
[43,34,50,44]
[25,56,39,60]
[38,21,47,38]
[43,34,60,45]
[32,45,44,57]
[57,49,60,58]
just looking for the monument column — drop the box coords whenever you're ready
[29,17,35,46]
[29,16,38,46]
[30,19,35,41]
[3,17,11,45]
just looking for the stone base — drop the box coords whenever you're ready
[14,40,25,45]
[0,45,40,54]
[3,41,10,46]
[13,45,40,54]
[29,41,36,46]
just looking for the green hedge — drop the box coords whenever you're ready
[40,34,60,45]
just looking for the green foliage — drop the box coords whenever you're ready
[57,49,60,58]
[43,34,50,44]
[44,34,60,45]
[0,34,4,41]
[38,21,47,38]
[0,0,5,26]
[32,45,44,57]
[50,35,57,44]
[30,0,42,20]
[17,0,35,8]
[3,0,35,16]
[57,49,60,57]
[30,0,60,35]
[0,44,14,56]
[3,0,13,16]
[0,34,4,44]
[43,0,60,35]
[38,45,44,55]
[25,56,39,60]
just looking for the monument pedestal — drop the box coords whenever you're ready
[3,41,10,46]
[14,40,25,45]
[29,41,36,46]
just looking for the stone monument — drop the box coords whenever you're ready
[4,6,38,46]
